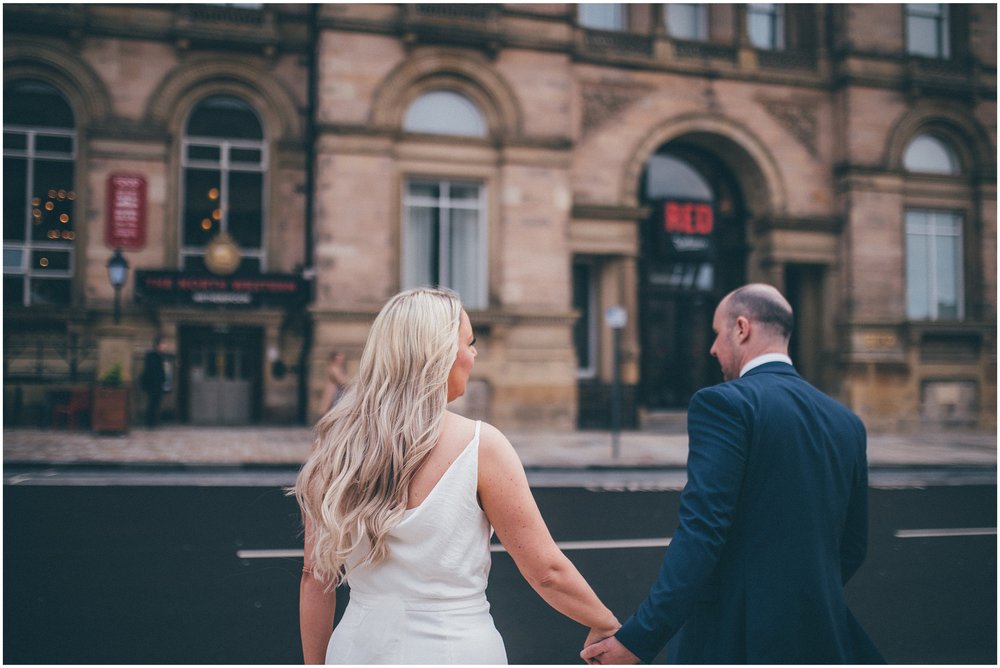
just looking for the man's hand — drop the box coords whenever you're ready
[580,635,640,665]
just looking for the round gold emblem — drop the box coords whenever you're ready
[205,231,241,275]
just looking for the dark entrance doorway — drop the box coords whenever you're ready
[178,325,263,425]
[639,143,747,409]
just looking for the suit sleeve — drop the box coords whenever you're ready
[839,418,869,584]
[615,387,749,663]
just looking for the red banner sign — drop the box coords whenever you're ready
[105,174,146,250]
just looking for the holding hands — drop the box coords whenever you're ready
[581,632,640,665]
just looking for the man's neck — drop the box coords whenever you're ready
[739,351,792,377]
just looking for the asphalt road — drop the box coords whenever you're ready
[4,470,996,664]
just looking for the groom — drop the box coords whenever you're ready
[582,284,883,664]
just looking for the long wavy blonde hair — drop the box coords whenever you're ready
[293,287,463,588]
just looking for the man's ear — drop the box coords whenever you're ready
[735,315,751,343]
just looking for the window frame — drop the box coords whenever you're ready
[178,98,268,273]
[747,3,785,50]
[905,3,950,59]
[3,121,77,307]
[665,3,709,42]
[579,3,626,32]
[905,208,965,321]
[401,177,488,309]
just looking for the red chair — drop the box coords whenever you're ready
[51,388,91,431]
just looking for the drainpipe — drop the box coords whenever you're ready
[297,3,319,425]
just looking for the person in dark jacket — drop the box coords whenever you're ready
[582,284,883,664]
[141,336,167,429]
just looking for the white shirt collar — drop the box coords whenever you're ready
[740,353,793,378]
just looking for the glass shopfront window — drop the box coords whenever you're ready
[180,95,266,273]
[3,80,76,306]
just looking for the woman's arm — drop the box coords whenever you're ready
[478,423,619,638]
[299,518,337,664]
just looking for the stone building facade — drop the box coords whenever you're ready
[4,4,996,433]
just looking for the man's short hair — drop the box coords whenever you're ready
[726,285,794,339]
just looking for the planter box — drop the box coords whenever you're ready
[91,386,129,434]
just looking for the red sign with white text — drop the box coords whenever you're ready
[105,174,146,250]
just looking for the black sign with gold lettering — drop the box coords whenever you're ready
[135,270,308,307]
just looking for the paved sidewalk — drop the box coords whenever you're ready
[3,425,996,470]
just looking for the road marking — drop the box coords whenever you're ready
[237,549,304,559]
[236,537,673,561]
[895,527,996,539]
[493,537,672,553]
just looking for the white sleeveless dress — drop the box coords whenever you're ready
[326,421,508,664]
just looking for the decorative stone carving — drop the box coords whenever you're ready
[756,95,818,157]
[581,80,652,136]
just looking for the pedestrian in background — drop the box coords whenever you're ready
[140,336,167,429]
[319,351,348,413]
[583,284,883,664]
[294,287,618,664]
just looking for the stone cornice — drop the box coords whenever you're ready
[572,204,649,221]
[754,216,843,234]
[311,306,578,328]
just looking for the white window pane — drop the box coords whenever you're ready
[935,233,959,318]
[667,4,707,40]
[448,208,482,307]
[907,16,939,57]
[579,3,624,30]
[906,229,930,319]
[449,182,481,203]
[405,205,437,289]
[408,181,440,199]
[403,91,487,137]
[908,3,944,19]
[903,134,960,174]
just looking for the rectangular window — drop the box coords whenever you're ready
[906,210,963,320]
[403,179,487,309]
[747,3,785,50]
[666,3,708,41]
[3,128,76,306]
[180,138,266,271]
[579,3,625,31]
[906,3,949,58]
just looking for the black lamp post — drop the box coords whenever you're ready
[106,249,129,324]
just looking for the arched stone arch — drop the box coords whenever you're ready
[3,39,112,125]
[885,101,996,178]
[145,56,302,142]
[620,113,786,218]
[370,47,522,139]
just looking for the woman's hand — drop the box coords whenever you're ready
[584,621,620,651]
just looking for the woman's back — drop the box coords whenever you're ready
[327,417,508,663]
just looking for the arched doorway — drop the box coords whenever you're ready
[639,141,747,409]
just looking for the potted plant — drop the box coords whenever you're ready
[91,363,129,434]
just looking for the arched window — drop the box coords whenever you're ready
[180,95,266,273]
[902,133,965,321]
[403,90,487,138]
[400,90,489,307]
[645,154,714,200]
[903,133,961,174]
[3,79,77,306]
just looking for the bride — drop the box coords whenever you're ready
[294,288,619,664]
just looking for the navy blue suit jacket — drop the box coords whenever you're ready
[616,362,883,663]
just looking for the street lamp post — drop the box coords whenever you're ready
[106,249,129,324]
